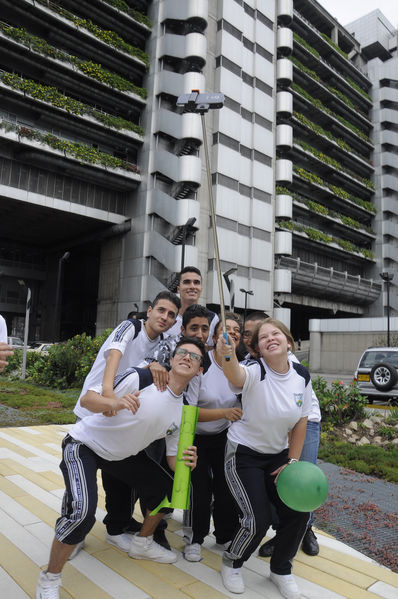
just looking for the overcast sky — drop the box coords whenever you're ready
[317,0,398,29]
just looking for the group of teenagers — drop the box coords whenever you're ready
[30,266,321,599]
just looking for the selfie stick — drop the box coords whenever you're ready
[176,91,230,359]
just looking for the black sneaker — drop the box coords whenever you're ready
[301,527,319,556]
[153,527,171,551]
[258,537,275,558]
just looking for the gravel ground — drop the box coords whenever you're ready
[316,460,398,572]
[0,405,40,427]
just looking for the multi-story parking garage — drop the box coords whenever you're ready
[274,0,382,338]
[1,0,391,343]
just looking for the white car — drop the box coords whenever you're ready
[354,347,398,404]
[28,342,54,355]
[7,336,26,349]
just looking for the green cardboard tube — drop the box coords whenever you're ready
[150,404,198,515]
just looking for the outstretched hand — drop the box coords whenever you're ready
[103,390,140,417]
[216,333,233,360]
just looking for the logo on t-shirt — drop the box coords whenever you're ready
[166,422,178,435]
[294,393,303,407]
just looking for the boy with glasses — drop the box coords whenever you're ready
[36,338,204,599]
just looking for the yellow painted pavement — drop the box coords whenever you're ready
[0,424,396,599]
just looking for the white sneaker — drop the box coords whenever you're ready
[270,572,301,599]
[128,534,178,563]
[105,532,132,552]
[36,571,61,599]
[221,563,245,594]
[68,540,85,560]
[184,543,201,561]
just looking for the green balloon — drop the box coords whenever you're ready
[277,461,328,512]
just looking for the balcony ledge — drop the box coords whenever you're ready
[0,79,144,144]
[0,29,147,106]
[277,226,375,262]
[24,0,148,70]
[0,128,141,187]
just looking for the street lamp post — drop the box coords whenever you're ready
[180,217,197,272]
[240,288,254,323]
[18,280,31,381]
[380,272,394,347]
[53,251,70,342]
[223,267,237,311]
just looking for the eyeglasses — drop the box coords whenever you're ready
[175,347,202,362]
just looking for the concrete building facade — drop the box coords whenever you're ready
[347,10,398,320]
[0,0,390,343]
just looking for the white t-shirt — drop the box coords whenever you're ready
[228,358,312,454]
[74,319,161,419]
[0,315,7,343]
[70,369,182,460]
[165,311,219,346]
[185,350,240,435]
[143,334,180,368]
[290,353,321,423]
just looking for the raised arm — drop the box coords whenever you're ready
[101,349,122,398]
[216,334,246,388]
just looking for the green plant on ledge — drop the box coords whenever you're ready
[293,166,324,186]
[320,33,349,59]
[291,57,368,119]
[50,4,149,67]
[292,166,376,214]
[277,219,374,260]
[102,0,152,28]
[0,23,147,99]
[346,76,372,102]
[293,111,371,165]
[289,192,375,234]
[0,119,140,174]
[292,82,373,145]
[293,32,320,59]
[307,199,328,215]
[275,186,292,196]
[293,32,372,103]
[0,72,144,136]
[295,138,375,188]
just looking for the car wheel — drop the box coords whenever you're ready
[370,363,397,392]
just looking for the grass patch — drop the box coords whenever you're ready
[318,439,398,483]
[0,380,79,425]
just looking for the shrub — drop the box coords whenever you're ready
[5,329,112,389]
[312,377,367,424]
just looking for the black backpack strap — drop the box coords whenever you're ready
[257,358,266,381]
[113,366,153,391]
[240,357,266,381]
[127,318,142,339]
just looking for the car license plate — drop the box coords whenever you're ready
[358,374,370,382]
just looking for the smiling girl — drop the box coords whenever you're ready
[216,318,312,599]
